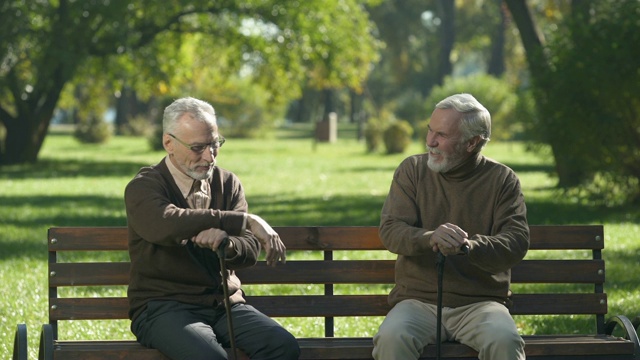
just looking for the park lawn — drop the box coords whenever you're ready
[1,124,638,359]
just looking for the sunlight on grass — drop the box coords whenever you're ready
[1,126,639,359]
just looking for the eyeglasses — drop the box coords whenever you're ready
[169,133,225,154]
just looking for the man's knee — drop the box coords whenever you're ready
[373,321,423,359]
[256,326,300,359]
[477,322,525,360]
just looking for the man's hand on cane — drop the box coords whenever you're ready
[191,228,231,252]
[246,214,286,266]
[431,222,470,256]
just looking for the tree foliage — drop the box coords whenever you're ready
[0,0,380,165]
[508,0,640,204]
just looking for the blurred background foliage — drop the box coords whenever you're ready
[1,0,639,204]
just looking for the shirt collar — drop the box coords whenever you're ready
[165,157,196,199]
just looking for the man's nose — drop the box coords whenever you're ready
[426,133,437,148]
[202,146,216,162]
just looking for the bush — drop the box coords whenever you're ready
[74,115,112,144]
[119,115,156,137]
[148,126,164,151]
[383,120,413,154]
[364,117,384,153]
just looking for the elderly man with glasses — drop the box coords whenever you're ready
[124,97,299,360]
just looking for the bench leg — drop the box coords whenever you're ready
[12,324,27,360]
[38,324,54,360]
[605,315,640,360]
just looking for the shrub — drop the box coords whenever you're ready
[383,120,413,154]
[148,126,164,151]
[74,115,112,144]
[119,115,156,137]
[364,117,384,153]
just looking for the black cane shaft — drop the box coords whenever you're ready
[217,238,238,360]
[436,251,445,360]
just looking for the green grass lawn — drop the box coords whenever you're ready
[1,124,639,359]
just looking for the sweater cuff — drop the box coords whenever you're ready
[220,211,247,236]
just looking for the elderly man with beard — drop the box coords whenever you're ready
[124,97,299,360]
[372,93,529,360]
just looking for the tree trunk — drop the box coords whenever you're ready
[504,0,588,187]
[434,0,455,86]
[1,106,57,165]
[322,89,335,121]
[488,0,507,76]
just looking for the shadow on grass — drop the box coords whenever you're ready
[247,193,386,227]
[1,194,126,228]
[0,239,46,261]
[0,158,145,180]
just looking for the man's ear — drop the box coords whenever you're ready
[163,133,173,153]
[466,136,482,153]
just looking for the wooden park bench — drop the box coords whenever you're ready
[12,225,640,359]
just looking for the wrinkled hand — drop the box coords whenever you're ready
[430,223,469,256]
[191,228,230,251]
[246,214,286,266]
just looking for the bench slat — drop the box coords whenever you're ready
[49,335,635,359]
[48,225,604,252]
[528,225,604,250]
[48,259,604,287]
[511,259,605,283]
[49,293,608,321]
[49,227,129,251]
[50,262,130,286]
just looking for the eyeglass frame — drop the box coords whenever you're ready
[168,133,226,154]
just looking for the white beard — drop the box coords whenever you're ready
[427,144,466,173]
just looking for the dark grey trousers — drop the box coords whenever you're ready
[132,300,300,360]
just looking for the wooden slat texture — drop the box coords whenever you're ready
[48,259,605,287]
[49,227,129,251]
[527,225,604,250]
[238,260,396,284]
[49,262,130,286]
[48,225,604,252]
[50,297,129,321]
[510,259,605,283]
[50,335,635,360]
[509,293,608,315]
[49,293,608,321]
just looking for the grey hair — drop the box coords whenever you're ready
[435,93,491,152]
[163,97,217,134]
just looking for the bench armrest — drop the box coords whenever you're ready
[38,324,54,360]
[605,315,640,359]
[12,324,27,360]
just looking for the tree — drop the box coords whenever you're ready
[0,0,380,165]
[364,0,511,128]
[506,0,640,203]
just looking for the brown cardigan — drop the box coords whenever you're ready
[380,152,530,308]
[124,158,260,322]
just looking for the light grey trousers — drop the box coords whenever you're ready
[373,299,525,360]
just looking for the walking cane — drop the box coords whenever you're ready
[435,251,446,360]
[435,245,468,360]
[217,237,238,360]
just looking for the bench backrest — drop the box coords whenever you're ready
[47,225,606,339]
